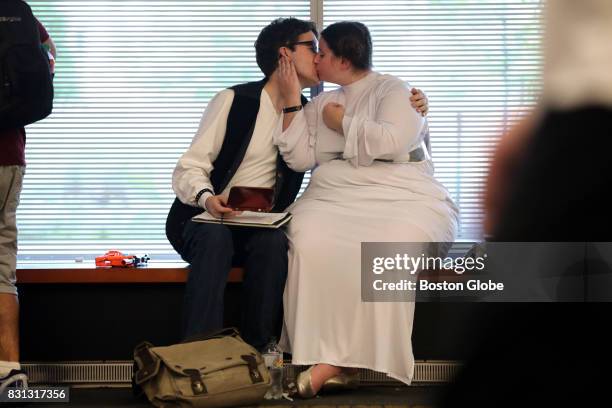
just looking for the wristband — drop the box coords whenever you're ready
[282,105,303,114]
[195,188,213,207]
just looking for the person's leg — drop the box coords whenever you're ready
[180,221,234,339]
[239,228,288,351]
[0,295,24,392]
[295,364,362,398]
[309,364,342,390]
[0,165,26,387]
[0,295,19,362]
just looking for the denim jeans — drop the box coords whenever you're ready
[180,220,288,350]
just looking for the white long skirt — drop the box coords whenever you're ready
[280,159,458,385]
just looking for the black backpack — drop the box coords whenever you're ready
[0,0,53,130]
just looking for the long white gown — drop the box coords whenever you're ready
[274,72,459,385]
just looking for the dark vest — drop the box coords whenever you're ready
[165,79,307,255]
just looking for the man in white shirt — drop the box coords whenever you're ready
[169,18,429,350]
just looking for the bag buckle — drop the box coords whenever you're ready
[183,369,208,395]
[241,355,264,384]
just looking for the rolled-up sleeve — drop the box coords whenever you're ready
[172,89,234,206]
[342,83,424,167]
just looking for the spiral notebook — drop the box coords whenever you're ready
[192,211,292,229]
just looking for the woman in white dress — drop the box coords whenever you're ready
[275,21,459,396]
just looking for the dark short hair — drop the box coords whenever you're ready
[255,17,318,77]
[321,21,372,71]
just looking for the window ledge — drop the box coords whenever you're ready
[16,262,244,284]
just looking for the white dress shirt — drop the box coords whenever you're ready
[274,72,427,171]
[173,88,281,207]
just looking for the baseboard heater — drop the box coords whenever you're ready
[22,360,461,386]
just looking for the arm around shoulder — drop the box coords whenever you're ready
[343,81,424,166]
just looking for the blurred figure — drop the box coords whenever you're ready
[443,1,612,406]
[488,1,612,242]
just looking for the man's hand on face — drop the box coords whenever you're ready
[204,195,241,219]
[278,54,302,107]
[322,102,346,135]
[410,88,429,117]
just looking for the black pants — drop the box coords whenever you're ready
[179,221,288,351]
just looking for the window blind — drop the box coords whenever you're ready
[19,0,542,262]
[323,0,543,240]
[22,1,310,261]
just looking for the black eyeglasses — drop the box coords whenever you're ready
[288,40,319,54]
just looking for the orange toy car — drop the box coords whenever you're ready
[95,250,149,268]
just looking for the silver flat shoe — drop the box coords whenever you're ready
[296,366,317,398]
[321,370,360,393]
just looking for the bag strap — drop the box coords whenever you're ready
[181,327,240,344]
[241,355,265,384]
[183,369,208,395]
[133,341,160,385]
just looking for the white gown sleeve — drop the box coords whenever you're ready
[273,98,319,172]
[172,89,234,206]
[342,82,424,167]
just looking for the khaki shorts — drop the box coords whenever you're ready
[0,165,24,295]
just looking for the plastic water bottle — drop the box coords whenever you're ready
[263,339,283,400]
